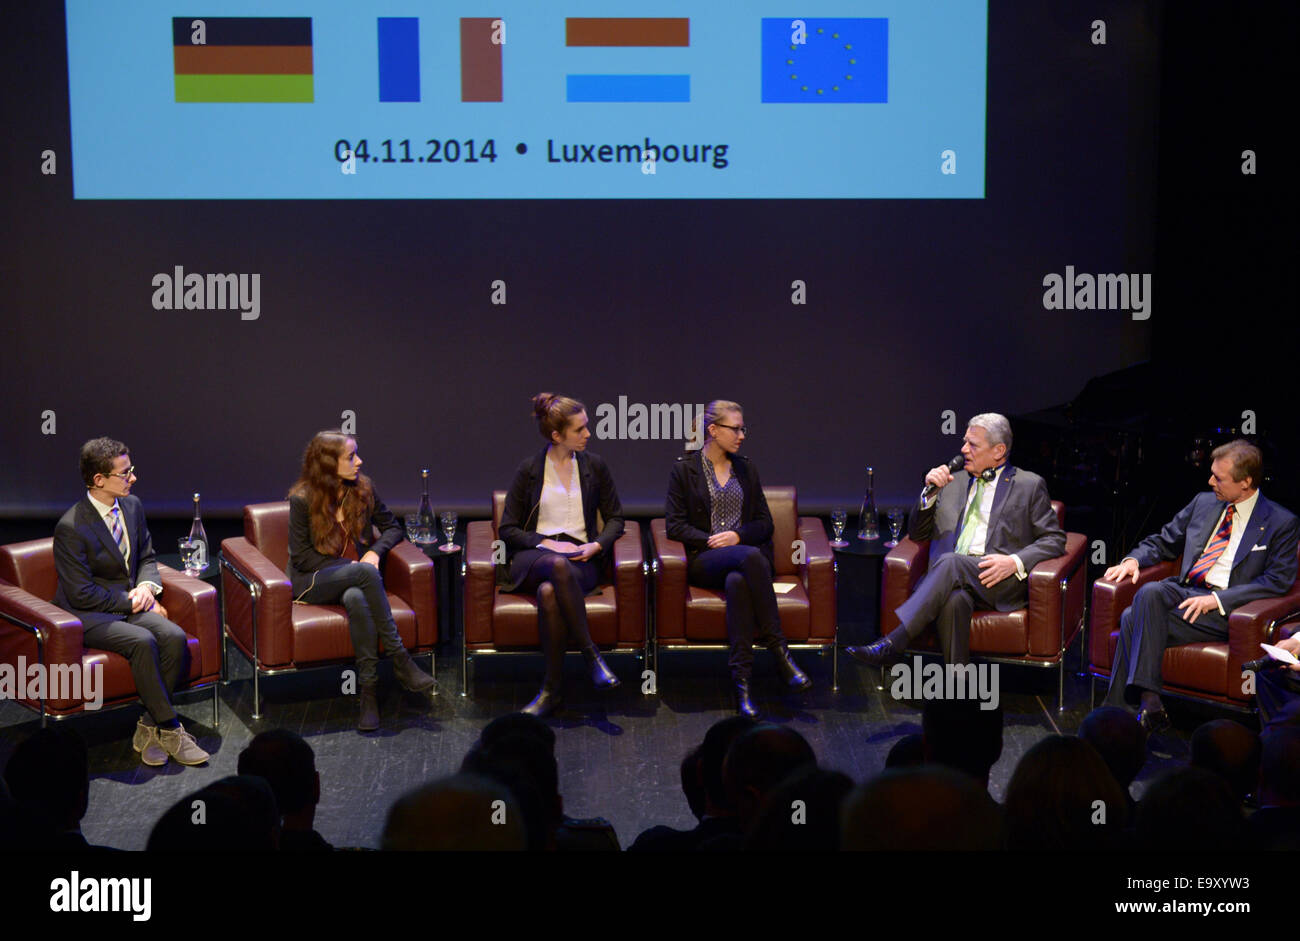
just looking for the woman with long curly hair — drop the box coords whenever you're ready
[499,393,624,717]
[288,430,436,730]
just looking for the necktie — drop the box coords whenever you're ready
[108,506,129,560]
[1188,505,1235,586]
[955,478,987,555]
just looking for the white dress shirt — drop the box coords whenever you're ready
[87,491,162,595]
[535,455,587,543]
[922,464,1027,579]
[1201,489,1258,591]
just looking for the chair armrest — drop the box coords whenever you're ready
[0,583,84,666]
[384,542,436,648]
[1025,533,1088,657]
[1089,559,1180,669]
[464,521,497,646]
[0,584,85,711]
[157,564,221,679]
[797,518,836,642]
[650,520,688,641]
[220,537,293,667]
[1227,589,1300,699]
[879,538,929,636]
[613,521,645,645]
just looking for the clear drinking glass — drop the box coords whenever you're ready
[405,514,421,543]
[439,510,459,552]
[178,538,201,576]
[885,507,905,548]
[830,507,848,548]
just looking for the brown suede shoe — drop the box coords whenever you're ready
[132,717,167,767]
[157,724,210,766]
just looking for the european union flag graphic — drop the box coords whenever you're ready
[761,18,887,102]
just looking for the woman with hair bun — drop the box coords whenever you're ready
[288,430,437,731]
[665,400,811,717]
[499,393,624,717]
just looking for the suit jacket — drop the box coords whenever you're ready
[1127,491,1299,612]
[665,451,775,572]
[498,449,624,589]
[910,464,1065,608]
[52,494,162,629]
[287,487,404,583]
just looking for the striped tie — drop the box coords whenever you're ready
[1188,505,1234,587]
[955,478,987,555]
[108,506,129,560]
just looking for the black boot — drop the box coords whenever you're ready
[582,644,621,690]
[768,640,812,691]
[391,649,438,695]
[357,683,380,731]
[524,612,565,717]
[735,678,760,718]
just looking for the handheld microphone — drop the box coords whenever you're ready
[1242,656,1283,673]
[922,455,967,499]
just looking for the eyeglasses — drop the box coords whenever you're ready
[104,465,136,480]
[713,423,747,435]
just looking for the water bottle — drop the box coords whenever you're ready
[857,468,879,540]
[188,492,210,572]
[417,469,436,544]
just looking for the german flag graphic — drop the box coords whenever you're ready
[173,17,313,102]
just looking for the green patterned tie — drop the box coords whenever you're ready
[955,478,987,555]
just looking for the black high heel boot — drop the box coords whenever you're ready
[582,645,621,689]
[524,612,565,717]
[768,640,812,691]
[735,678,760,718]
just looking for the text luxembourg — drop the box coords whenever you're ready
[547,137,729,169]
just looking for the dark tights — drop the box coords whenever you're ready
[519,553,601,687]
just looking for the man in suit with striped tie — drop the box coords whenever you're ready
[1104,440,1299,733]
[51,438,209,767]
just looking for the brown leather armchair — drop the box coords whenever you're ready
[651,486,837,686]
[462,492,647,696]
[0,537,220,725]
[1088,545,1300,712]
[219,501,436,718]
[879,501,1087,711]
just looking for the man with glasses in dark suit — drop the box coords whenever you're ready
[51,438,209,767]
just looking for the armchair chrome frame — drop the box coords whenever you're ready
[647,559,840,693]
[460,558,652,697]
[1086,604,1300,716]
[220,552,434,720]
[0,609,220,729]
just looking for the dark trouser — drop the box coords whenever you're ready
[888,553,1026,664]
[1104,577,1228,707]
[689,545,784,682]
[292,562,405,686]
[516,551,601,689]
[1256,666,1300,730]
[83,611,189,724]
